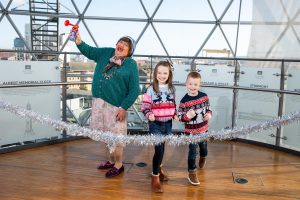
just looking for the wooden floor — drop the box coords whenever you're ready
[0,139,300,200]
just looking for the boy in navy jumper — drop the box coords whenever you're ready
[178,71,212,186]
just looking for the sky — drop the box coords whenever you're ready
[0,0,254,57]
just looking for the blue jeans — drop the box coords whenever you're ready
[188,141,208,171]
[149,120,172,175]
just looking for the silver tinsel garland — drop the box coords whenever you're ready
[1,99,300,152]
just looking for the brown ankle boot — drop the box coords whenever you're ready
[187,171,200,186]
[151,174,163,193]
[199,157,206,169]
[159,165,169,181]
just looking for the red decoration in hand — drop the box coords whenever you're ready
[64,20,79,41]
[64,20,79,31]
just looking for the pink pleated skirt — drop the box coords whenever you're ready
[90,98,127,135]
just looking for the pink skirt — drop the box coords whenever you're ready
[90,98,127,135]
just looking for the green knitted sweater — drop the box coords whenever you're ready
[77,42,140,110]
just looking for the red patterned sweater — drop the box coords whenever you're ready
[178,91,212,134]
[141,85,176,122]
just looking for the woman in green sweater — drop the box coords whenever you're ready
[75,32,140,178]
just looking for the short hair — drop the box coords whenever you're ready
[187,71,201,80]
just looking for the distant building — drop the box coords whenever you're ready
[24,24,31,60]
[13,38,25,60]
[67,62,95,91]
[0,51,15,60]
[25,24,31,49]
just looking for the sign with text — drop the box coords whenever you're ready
[196,65,234,130]
[0,61,61,146]
[172,64,234,131]
[237,67,280,144]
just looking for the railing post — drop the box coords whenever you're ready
[150,56,153,82]
[276,60,285,146]
[62,52,67,138]
[231,59,239,129]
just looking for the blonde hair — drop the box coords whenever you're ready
[186,71,201,80]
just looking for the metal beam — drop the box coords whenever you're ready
[0,0,13,22]
[3,9,300,26]
[71,0,97,47]
[234,0,243,57]
[5,10,38,60]
[56,0,92,59]
[265,10,300,58]
[192,0,234,64]
[191,24,217,64]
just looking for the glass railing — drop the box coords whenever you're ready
[1,51,300,153]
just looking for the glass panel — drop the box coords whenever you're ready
[0,0,9,6]
[0,61,62,148]
[173,61,191,132]
[222,0,246,21]
[173,63,234,131]
[236,25,252,57]
[5,0,30,11]
[155,0,215,20]
[237,63,281,144]
[66,20,146,53]
[197,61,234,131]
[66,60,93,126]
[203,88,233,131]
[65,95,92,126]
[285,62,300,91]
[252,0,298,22]
[172,85,185,131]
[128,91,147,131]
[197,61,235,87]
[281,62,300,151]
[59,0,77,15]
[282,94,300,151]
[67,0,91,14]
[240,0,253,21]
[202,27,234,55]
[248,26,300,59]
[0,87,62,147]
[1,0,300,60]
[248,0,300,59]
[220,25,238,55]
[239,61,281,90]
[88,0,145,18]
[140,0,163,17]
[209,0,234,20]
[236,90,278,144]
[155,23,215,57]
[134,25,167,56]
[173,64,190,84]
[10,14,47,53]
[0,17,20,50]
[128,61,148,131]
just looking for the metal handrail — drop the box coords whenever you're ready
[1,81,300,96]
[1,49,300,62]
